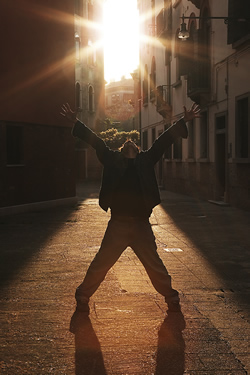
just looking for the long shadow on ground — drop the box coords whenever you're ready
[0,202,84,288]
[155,311,186,375]
[159,190,250,308]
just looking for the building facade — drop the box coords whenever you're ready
[74,0,105,181]
[137,0,250,209]
[0,0,105,212]
[105,78,136,131]
[0,1,76,213]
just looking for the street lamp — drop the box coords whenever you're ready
[178,14,250,41]
[178,15,190,40]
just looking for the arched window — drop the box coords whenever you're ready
[150,56,156,101]
[88,85,94,112]
[75,33,80,61]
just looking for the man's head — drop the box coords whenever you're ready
[120,140,139,159]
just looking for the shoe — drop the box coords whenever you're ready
[69,303,90,334]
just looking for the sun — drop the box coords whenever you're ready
[103,0,140,83]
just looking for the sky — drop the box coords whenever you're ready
[103,0,140,83]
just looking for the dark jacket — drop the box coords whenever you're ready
[72,119,187,213]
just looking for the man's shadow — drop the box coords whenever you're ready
[155,311,186,375]
[70,310,185,375]
[70,312,107,375]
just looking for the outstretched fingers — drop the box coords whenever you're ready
[191,103,201,117]
[60,103,74,117]
[191,102,199,111]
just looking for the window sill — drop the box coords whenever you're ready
[6,164,25,167]
[172,80,182,88]
[164,158,182,162]
[233,158,250,164]
[198,158,210,163]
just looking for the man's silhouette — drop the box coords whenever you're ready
[61,102,200,316]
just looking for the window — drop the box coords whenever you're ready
[173,138,182,159]
[152,128,156,143]
[6,125,24,165]
[188,120,195,159]
[186,13,211,98]
[216,115,226,131]
[143,130,148,150]
[200,111,208,158]
[75,33,80,61]
[75,82,81,110]
[150,57,156,101]
[164,124,172,159]
[143,65,148,105]
[228,0,250,45]
[236,95,249,158]
[88,85,94,112]
[165,47,171,66]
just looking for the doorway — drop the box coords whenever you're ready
[215,115,227,201]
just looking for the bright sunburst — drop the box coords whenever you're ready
[103,0,140,83]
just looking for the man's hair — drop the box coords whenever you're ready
[119,139,140,153]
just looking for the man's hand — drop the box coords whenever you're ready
[183,103,201,122]
[60,103,78,124]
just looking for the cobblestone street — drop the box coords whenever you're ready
[1,184,250,374]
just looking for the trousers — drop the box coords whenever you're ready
[75,217,177,303]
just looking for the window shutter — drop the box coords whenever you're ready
[227,0,250,44]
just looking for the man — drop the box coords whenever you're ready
[61,102,200,316]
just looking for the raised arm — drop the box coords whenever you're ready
[146,103,200,164]
[60,103,98,145]
[60,103,110,162]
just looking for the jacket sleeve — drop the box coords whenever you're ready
[145,118,188,164]
[72,120,111,164]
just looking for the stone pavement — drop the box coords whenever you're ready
[0,182,250,374]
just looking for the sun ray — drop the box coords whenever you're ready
[1,51,76,104]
